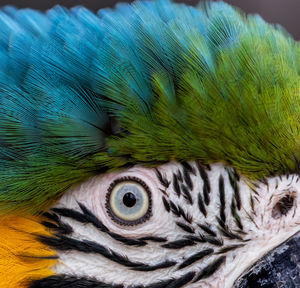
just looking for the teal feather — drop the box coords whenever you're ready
[0,0,298,213]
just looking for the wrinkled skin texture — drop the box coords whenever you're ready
[33,162,300,287]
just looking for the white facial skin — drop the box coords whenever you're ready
[49,161,300,287]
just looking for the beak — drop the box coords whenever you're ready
[234,230,300,287]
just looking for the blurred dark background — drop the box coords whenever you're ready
[0,0,299,39]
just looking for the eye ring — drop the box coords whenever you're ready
[105,176,152,226]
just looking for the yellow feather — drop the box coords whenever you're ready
[0,215,57,288]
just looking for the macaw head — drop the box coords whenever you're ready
[0,0,300,287]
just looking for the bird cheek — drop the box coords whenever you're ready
[58,166,171,238]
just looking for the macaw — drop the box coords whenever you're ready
[0,0,300,287]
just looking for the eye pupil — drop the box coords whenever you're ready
[123,192,137,208]
[106,177,152,226]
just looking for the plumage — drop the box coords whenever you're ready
[1,1,300,287]
[0,215,56,287]
[0,1,298,216]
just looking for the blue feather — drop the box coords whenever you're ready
[0,0,295,213]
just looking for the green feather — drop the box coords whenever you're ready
[0,0,299,213]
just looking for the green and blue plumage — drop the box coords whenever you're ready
[0,0,299,213]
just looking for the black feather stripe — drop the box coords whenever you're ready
[37,234,176,272]
[231,198,243,230]
[52,204,146,247]
[29,273,196,288]
[178,249,214,269]
[132,260,177,271]
[176,222,195,234]
[162,239,196,249]
[193,256,226,282]
[219,175,226,223]
[197,162,211,205]
[181,184,193,205]
[197,224,217,237]
[37,235,144,268]
[169,201,193,223]
[197,193,207,217]
[41,217,73,235]
[155,168,170,188]
[216,217,243,240]
[182,165,194,191]
[29,275,124,288]
[181,162,196,175]
[173,173,181,197]
[167,271,195,288]
[138,236,167,243]
[162,196,171,212]
[227,168,241,210]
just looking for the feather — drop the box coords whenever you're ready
[0,0,298,213]
[0,215,57,287]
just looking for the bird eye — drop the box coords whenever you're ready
[105,176,152,226]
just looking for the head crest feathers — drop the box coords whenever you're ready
[0,0,299,213]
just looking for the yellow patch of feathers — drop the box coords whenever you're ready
[0,215,56,288]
